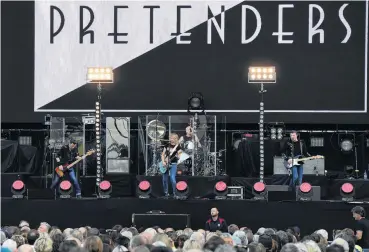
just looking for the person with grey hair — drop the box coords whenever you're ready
[304,240,322,252]
[233,231,248,246]
[34,236,53,252]
[18,244,34,252]
[228,225,239,235]
[11,234,26,247]
[38,222,51,233]
[70,229,84,243]
[294,243,308,252]
[130,235,146,250]
[189,232,205,247]
[183,240,202,251]
[331,238,349,252]
[281,244,299,252]
[247,242,266,252]
[3,239,18,252]
[215,244,236,252]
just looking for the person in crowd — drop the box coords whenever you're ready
[205,208,228,233]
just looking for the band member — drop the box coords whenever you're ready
[282,131,310,187]
[179,126,201,149]
[161,133,182,197]
[50,141,82,198]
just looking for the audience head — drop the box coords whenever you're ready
[38,222,51,233]
[2,239,17,252]
[34,236,53,252]
[59,240,79,252]
[18,244,34,252]
[84,236,104,252]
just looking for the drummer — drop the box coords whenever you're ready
[179,126,201,150]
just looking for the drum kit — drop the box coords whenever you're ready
[145,118,223,176]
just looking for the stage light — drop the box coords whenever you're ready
[340,139,353,152]
[340,183,355,201]
[87,67,113,83]
[214,181,228,200]
[137,180,151,198]
[296,182,313,201]
[98,180,112,198]
[338,134,355,153]
[310,137,324,147]
[188,92,205,113]
[277,128,284,140]
[248,66,276,83]
[59,180,73,198]
[252,182,267,201]
[11,180,26,199]
[175,181,189,200]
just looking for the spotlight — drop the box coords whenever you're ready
[340,183,355,201]
[175,181,189,200]
[252,182,267,201]
[340,139,353,152]
[87,67,114,83]
[296,182,313,201]
[98,180,112,198]
[248,66,276,83]
[277,128,284,140]
[214,181,228,200]
[11,180,26,199]
[338,134,355,153]
[188,92,205,113]
[59,180,73,199]
[137,180,151,199]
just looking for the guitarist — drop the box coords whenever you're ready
[50,141,82,198]
[161,133,182,197]
[282,131,311,188]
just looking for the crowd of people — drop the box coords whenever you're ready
[1,207,368,252]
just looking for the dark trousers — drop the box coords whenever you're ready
[50,168,81,195]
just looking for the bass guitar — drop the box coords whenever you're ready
[284,155,324,169]
[55,149,95,177]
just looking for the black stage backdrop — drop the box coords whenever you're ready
[1,1,369,123]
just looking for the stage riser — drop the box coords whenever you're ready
[0,199,362,234]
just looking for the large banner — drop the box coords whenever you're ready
[1,1,368,123]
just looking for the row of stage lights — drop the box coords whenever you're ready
[11,178,356,201]
[11,180,112,199]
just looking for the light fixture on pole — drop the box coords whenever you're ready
[248,66,277,182]
[87,67,114,192]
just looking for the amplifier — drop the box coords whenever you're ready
[273,156,325,175]
[227,186,244,199]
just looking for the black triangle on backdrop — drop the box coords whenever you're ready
[40,1,366,112]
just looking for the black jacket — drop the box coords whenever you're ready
[282,140,310,161]
[205,217,228,232]
[57,145,78,166]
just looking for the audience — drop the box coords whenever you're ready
[0,220,364,252]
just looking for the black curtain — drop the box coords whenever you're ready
[1,140,38,173]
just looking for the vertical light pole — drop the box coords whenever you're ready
[248,66,276,182]
[87,67,114,190]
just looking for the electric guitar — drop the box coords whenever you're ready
[159,145,189,174]
[284,155,324,169]
[55,149,95,177]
